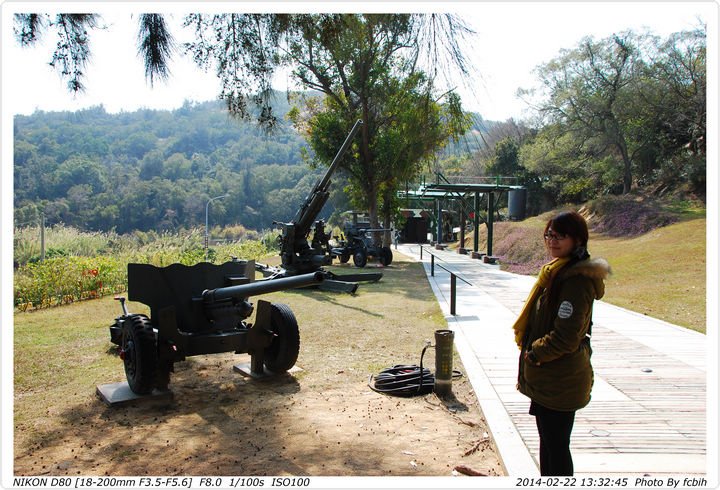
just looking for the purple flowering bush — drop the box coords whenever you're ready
[487,194,685,276]
[582,194,679,237]
[492,223,549,276]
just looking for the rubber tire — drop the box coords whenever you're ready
[339,252,350,263]
[379,247,394,266]
[122,314,158,395]
[264,303,300,374]
[353,249,367,268]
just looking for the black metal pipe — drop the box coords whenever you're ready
[202,271,325,303]
[450,273,456,316]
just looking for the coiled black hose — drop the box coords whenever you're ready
[369,364,436,396]
[369,344,462,397]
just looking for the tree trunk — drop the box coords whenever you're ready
[616,137,633,194]
[607,114,633,194]
[367,189,379,243]
[382,214,392,247]
[360,98,381,232]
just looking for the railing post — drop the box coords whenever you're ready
[431,254,435,277]
[450,273,457,316]
[420,245,423,260]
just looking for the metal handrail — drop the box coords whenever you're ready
[419,246,473,315]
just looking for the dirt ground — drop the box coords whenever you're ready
[14,352,503,477]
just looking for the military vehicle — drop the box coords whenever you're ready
[331,218,394,267]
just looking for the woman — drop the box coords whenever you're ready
[513,210,610,476]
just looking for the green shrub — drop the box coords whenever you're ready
[14,255,126,310]
[13,224,274,312]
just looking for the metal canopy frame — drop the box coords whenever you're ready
[400,181,524,256]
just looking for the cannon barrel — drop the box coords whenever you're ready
[292,119,363,232]
[202,271,325,304]
[353,228,393,233]
[316,119,363,192]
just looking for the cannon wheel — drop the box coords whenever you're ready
[379,247,394,266]
[353,249,367,268]
[264,303,300,374]
[121,314,157,395]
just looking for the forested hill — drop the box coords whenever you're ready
[13,98,325,233]
[14,98,495,234]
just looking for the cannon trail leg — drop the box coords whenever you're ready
[247,300,274,376]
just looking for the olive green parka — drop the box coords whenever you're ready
[517,257,610,411]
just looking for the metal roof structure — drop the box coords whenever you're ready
[399,182,522,199]
[422,182,523,193]
[398,178,526,257]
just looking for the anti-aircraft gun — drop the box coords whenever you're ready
[109,259,323,395]
[256,119,382,292]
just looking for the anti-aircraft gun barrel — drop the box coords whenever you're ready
[202,271,325,304]
[257,119,375,291]
[316,119,364,194]
[293,119,363,233]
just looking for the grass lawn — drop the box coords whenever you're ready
[467,215,707,333]
[590,218,706,333]
[13,258,451,435]
[13,257,504,476]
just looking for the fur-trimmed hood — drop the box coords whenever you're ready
[561,257,611,300]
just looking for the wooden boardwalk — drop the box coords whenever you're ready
[396,244,709,477]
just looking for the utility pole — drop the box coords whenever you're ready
[40,213,45,262]
[205,194,228,261]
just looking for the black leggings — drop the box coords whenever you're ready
[530,401,576,476]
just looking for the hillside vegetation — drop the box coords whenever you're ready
[12,226,275,311]
[469,193,707,333]
[14,192,708,334]
[13,100,323,233]
[13,98,496,235]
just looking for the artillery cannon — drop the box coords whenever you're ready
[256,119,382,292]
[109,259,323,395]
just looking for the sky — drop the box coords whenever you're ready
[1,2,715,122]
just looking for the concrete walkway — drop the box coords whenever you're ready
[395,244,709,479]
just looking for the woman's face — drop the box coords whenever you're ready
[544,229,577,259]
